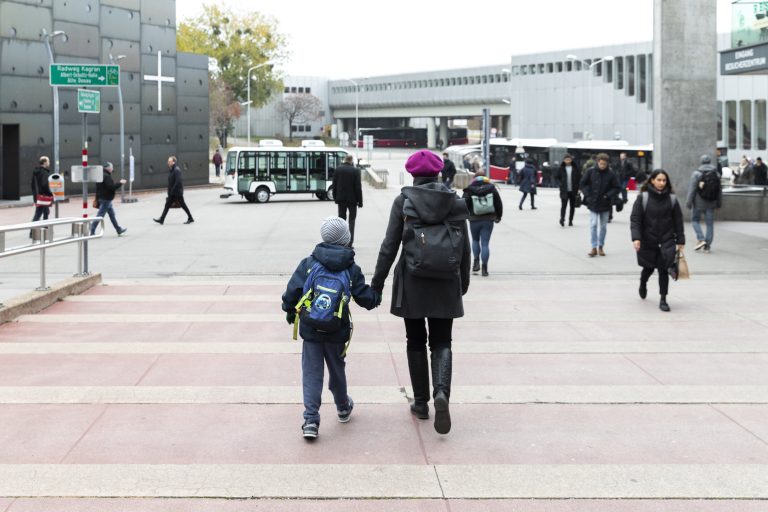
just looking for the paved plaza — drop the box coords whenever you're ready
[1,150,768,509]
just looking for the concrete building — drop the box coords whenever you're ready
[0,0,209,201]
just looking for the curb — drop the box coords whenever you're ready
[0,273,102,324]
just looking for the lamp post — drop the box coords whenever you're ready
[566,55,614,140]
[109,54,127,202]
[41,29,66,179]
[246,61,273,147]
[344,78,359,161]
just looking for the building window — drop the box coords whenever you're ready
[741,99,752,150]
[574,61,582,71]
[556,62,563,72]
[298,87,304,93]
[626,55,635,96]
[565,61,572,72]
[482,75,488,83]
[727,100,737,149]
[717,101,723,143]
[605,60,613,83]
[306,87,311,94]
[594,61,602,77]
[757,100,766,149]
[647,54,653,109]
[291,86,297,93]
[305,125,311,132]
[538,63,545,73]
[284,87,290,93]
[547,63,553,73]
[638,54,646,103]
[529,65,536,74]
[615,57,624,89]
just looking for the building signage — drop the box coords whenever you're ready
[721,44,768,75]
[50,64,119,87]
[77,89,101,113]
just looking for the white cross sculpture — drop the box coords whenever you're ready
[143,50,175,112]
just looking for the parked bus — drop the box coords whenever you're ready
[550,140,653,178]
[488,138,558,182]
[356,127,469,148]
[220,141,350,203]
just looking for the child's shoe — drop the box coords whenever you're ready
[302,421,318,440]
[337,397,354,423]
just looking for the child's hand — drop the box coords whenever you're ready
[286,312,296,324]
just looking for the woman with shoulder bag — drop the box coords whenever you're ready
[629,169,685,312]
[31,156,54,222]
[462,165,503,277]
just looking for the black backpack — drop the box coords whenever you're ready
[401,197,466,280]
[697,170,721,201]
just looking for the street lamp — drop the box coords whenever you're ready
[41,29,66,179]
[566,55,614,140]
[246,61,273,146]
[109,54,127,202]
[344,78,359,161]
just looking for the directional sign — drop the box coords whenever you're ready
[50,64,119,87]
[77,89,100,113]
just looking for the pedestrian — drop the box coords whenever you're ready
[686,154,722,254]
[617,152,635,204]
[154,156,194,225]
[31,156,53,222]
[506,156,518,185]
[630,169,685,312]
[212,148,223,178]
[734,155,753,185]
[282,217,380,440]
[518,158,537,210]
[557,153,581,227]
[331,154,363,247]
[90,162,127,236]
[580,153,621,257]
[755,156,768,186]
[462,167,503,277]
[441,152,457,190]
[371,150,470,435]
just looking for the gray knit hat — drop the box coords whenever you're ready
[320,216,351,247]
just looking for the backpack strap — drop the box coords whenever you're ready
[642,191,677,211]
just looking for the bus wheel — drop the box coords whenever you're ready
[315,192,327,200]
[245,193,257,203]
[255,187,271,203]
[325,187,334,201]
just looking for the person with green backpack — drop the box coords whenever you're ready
[462,167,503,277]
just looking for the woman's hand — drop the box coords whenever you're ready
[677,244,685,251]
[633,240,641,252]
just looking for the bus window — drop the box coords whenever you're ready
[226,151,236,176]
[290,152,309,191]
[310,152,328,189]
[237,151,257,194]
[271,152,289,192]
[257,152,268,181]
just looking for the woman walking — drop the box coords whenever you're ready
[462,167,502,276]
[518,158,537,210]
[629,169,685,312]
[371,150,470,435]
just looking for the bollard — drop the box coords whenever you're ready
[36,228,50,291]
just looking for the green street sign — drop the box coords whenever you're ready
[50,64,119,87]
[77,89,100,113]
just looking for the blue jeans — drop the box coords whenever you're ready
[589,210,610,248]
[90,199,122,234]
[301,340,350,424]
[620,178,630,202]
[692,207,714,246]
[469,220,494,265]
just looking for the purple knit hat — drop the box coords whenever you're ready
[405,150,443,177]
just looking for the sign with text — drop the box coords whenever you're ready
[50,64,119,87]
[77,89,100,113]
[70,165,104,183]
[720,44,768,75]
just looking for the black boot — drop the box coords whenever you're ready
[481,264,489,277]
[639,278,647,299]
[406,350,430,419]
[431,347,452,434]
[472,258,480,273]
[659,295,670,312]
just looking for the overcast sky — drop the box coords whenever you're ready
[177,0,734,79]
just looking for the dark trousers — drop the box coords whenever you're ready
[641,265,670,296]
[214,164,221,177]
[620,178,630,202]
[519,191,535,208]
[301,340,349,424]
[32,206,50,222]
[560,191,577,223]
[159,195,193,222]
[337,203,357,245]
[404,318,453,353]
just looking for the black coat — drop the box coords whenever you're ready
[371,178,470,319]
[96,172,123,201]
[31,166,52,196]
[630,188,686,269]
[580,166,621,213]
[557,162,582,197]
[332,163,363,207]
[462,178,503,221]
[753,162,768,185]
[168,164,183,197]
[618,158,635,181]
[441,158,457,181]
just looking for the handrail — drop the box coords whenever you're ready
[0,217,103,301]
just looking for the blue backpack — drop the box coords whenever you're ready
[294,262,352,335]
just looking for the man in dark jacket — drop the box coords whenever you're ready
[154,155,194,225]
[617,152,635,204]
[440,152,457,189]
[212,148,223,177]
[31,156,53,222]
[90,162,127,236]
[331,155,363,246]
[753,156,767,186]
[518,159,537,210]
[462,169,502,277]
[557,154,581,227]
[686,154,721,253]
[580,153,621,257]
[372,150,470,436]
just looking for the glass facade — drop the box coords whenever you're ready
[727,100,737,149]
[741,99,752,150]
[757,100,767,150]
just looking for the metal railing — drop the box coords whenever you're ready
[0,217,103,302]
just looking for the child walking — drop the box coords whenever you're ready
[282,217,380,440]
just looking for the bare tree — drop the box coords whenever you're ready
[278,93,322,141]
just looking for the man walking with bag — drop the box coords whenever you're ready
[90,162,127,236]
[154,156,194,225]
[331,155,363,247]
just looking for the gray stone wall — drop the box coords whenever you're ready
[0,0,209,200]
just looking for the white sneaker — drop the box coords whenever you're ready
[695,240,706,251]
